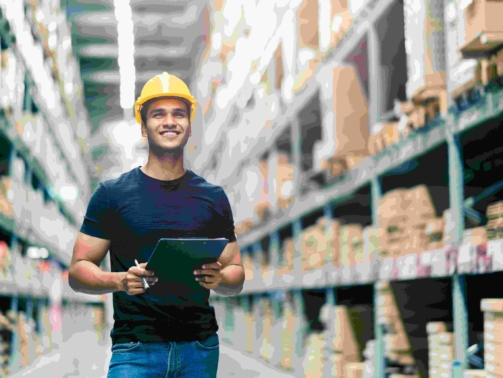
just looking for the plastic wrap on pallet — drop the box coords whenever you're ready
[403,0,446,100]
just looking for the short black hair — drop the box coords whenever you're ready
[140,97,191,125]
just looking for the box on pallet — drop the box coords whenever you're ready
[303,332,325,378]
[463,370,487,378]
[427,322,454,378]
[333,306,360,361]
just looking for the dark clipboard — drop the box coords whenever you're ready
[145,238,229,291]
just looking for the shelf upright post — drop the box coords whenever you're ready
[223,296,234,345]
[447,125,468,370]
[371,175,385,378]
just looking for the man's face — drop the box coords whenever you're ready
[141,98,192,154]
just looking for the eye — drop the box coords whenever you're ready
[174,112,186,118]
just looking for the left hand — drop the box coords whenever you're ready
[193,262,222,290]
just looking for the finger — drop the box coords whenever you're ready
[131,267,155,277]
[196,270,219,276]
[201,263,221,270]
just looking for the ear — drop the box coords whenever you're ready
[141,123,147,137]
[188,124,192,137]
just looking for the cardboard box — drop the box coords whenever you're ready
[463,0,503,50]
[427,322,448,334]
[331,65,369,158]
[480,298,503,312]
[463,227,488,246]
[326,220,341,266]
[463,370,487,378]
[340,225,363,266]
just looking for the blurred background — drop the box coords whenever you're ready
[0,0,503,377]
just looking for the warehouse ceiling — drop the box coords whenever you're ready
[64,0,208,135]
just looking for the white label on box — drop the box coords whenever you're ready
[379,258,394,280]
[421,250,432,265]
[489,239,503,271]
[458,243,472,263]
[431,250,448,276]
[398,254,417,279]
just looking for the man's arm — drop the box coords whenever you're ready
[194,241,244,296]
[69,232,124,295]
[215,241,244,296]
[70,232,157,296]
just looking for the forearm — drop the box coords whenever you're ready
[213,265,245,296]
[69,260,125,295]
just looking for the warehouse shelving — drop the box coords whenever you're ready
[208,0,503,376]
[0,3,106,376]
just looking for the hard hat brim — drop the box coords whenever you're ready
[135,93,198,124]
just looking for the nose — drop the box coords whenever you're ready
[163,112,177,126]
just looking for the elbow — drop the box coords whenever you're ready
[68,266,81,293]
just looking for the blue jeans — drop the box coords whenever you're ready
[107,333,219,378]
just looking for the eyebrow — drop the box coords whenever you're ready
[149,107,188,116]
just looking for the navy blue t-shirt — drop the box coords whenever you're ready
[80,167,236,344]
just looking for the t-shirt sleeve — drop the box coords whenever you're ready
[217,187,237,243]
[80,183,115,240]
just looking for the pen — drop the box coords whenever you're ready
[135,259,150,290]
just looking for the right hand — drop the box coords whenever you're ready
[121,262,158,295]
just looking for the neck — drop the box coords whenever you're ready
[142,150,186,181]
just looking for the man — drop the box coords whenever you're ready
[69,72,245,378]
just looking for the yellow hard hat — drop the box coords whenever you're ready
[134,72,198,124]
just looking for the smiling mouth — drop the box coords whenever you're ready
[160,130,181,136]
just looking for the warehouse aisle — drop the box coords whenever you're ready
[7,329,295,378]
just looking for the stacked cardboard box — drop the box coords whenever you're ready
[332,306,361,376]
[345,363,365,378]
[319,65,369,177]
[461,0,503,54]
[362,340,376,378]
[481,298,503,377]
[340,225,364,266]
[378,186,436,258]
[326,219,342,267]
[280,294,297,371]
[426,322,454,378]
[259,297,273,362]
[293,0,323,93]
[487,202,503,241]
[276,238,295,276]
[0,176,13,219]
[327,0,353,51]
[463,227,488,246]
[268,154,295,211]
[301,219,328,272]
[376,282,415,366]
[253,160,271,221]
[0,310,13,377]
[303,332,325,378]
